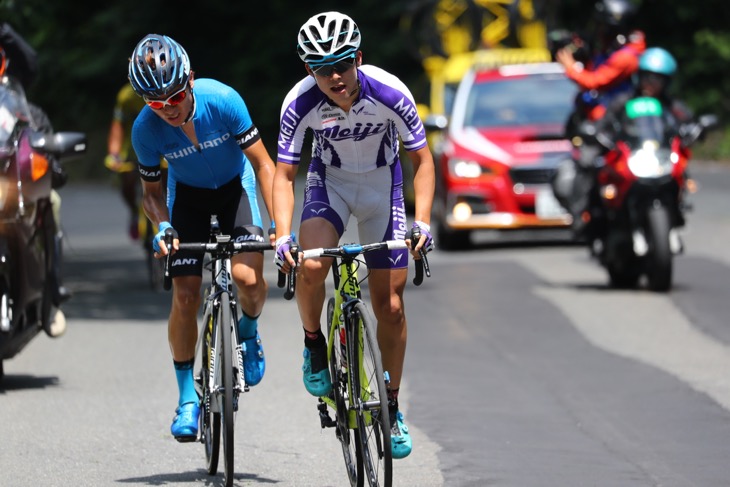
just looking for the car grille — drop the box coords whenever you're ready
[509,167,555,185]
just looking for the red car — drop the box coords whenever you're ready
[427,62,578,249]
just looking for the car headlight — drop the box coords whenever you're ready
[627,141,673,178]
[448,159,483,178]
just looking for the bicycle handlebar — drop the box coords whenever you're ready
[161,231,273,291]
[277,235,431,301]
[176,241,273,253]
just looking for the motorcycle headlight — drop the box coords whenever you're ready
[627,141,673,178]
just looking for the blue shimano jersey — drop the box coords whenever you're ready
[132,78,259,197]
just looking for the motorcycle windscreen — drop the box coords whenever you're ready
[622,97,668,145]
[622,97,674,178]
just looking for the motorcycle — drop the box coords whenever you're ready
[578,96,718,292]
[0,74,86,379]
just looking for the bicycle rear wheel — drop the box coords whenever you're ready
[349,302,392,487]
[327,297,363,486]
[219,292,235,487]
[200,311,220,475]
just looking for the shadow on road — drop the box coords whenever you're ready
[117,469,278,485]
[61,248,171,322]
[60,245,296,323]
[0,374,59,392]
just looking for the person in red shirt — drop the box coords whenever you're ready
[554,0,646,237]
[558,0,646,124]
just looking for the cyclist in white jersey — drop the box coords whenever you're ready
[128,34,276,442]
[273,11,435,460]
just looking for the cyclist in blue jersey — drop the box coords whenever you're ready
[273,11,435,459]
[128,34,276,442]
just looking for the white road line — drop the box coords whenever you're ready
[517,251,730,412]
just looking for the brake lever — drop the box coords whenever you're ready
[283,243,299,300]
[162,227,175,291]
[409,228,429,286]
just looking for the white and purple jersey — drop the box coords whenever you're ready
[277,65,428,172]
[277,66,427,269]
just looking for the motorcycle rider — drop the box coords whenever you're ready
[553,0,646,237]
[597,48,693,139]
[0,22,69,336]
[581,48,695,246]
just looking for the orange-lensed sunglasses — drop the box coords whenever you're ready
[144,86,188,110]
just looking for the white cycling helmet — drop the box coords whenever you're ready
[297,11,361,66]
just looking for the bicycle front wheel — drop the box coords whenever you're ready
[218,292,235,487]
[327,297,363,486]
[200,311,220,475]
[349,302,392,487]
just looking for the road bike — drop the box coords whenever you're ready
[162,216,272,487]
[279,229,430,487]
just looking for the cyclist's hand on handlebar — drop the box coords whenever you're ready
[408,221,434,258]
[274,234,296,272]
[153,221,178,257]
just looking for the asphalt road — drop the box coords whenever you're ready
[1,162,729,486]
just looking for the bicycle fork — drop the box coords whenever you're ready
[232,310,249,403]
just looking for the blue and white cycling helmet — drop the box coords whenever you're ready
[639,47,677,76]
[128,34,191,99]
[297,11,361,66]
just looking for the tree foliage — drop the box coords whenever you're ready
[1,0,728,178]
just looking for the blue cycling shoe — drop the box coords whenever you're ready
[390,410,412,459]
[242,331,266,386]
[171,401,200,442]
[302,347,332,397]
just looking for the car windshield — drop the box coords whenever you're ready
[463,74,576,128]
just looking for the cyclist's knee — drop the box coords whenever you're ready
[172,281,202,311]
[236,277,267,299]
[299,258,330,285]
[373,298,405,326]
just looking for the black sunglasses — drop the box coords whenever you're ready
[311,56,356,77]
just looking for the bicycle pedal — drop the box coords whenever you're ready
[174,434,197,443]
[317,401,336,428]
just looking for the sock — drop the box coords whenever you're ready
[304,328,327,374]
[303,327,326,349]
[174,359,198,407]
[238,311,259,343]
[387,388,400,411]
